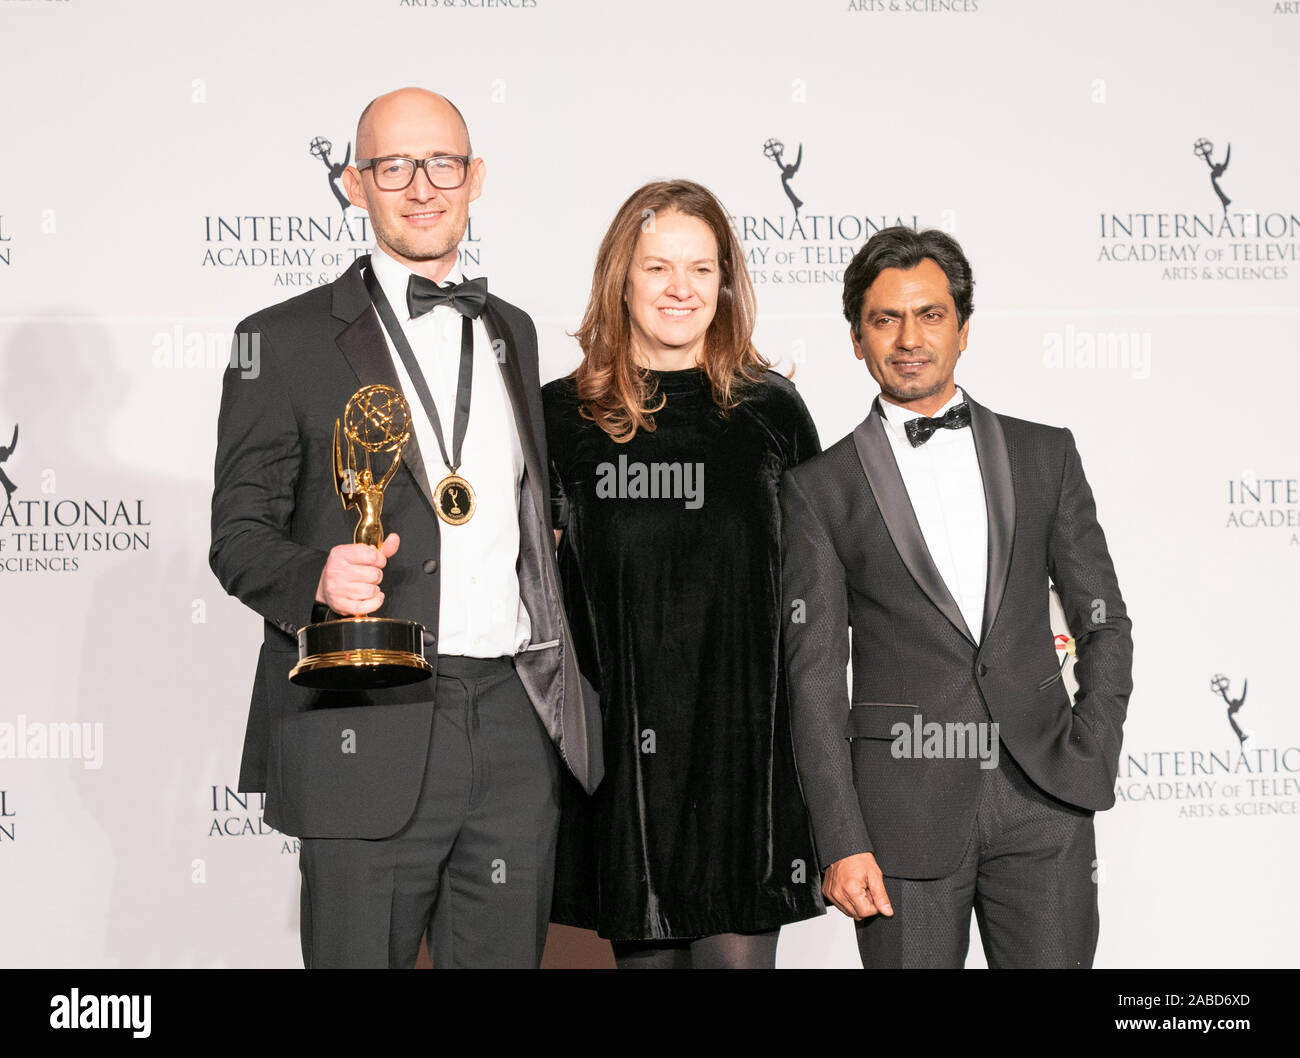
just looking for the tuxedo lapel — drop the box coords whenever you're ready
[968,397,1015,641]
[481,298,546,525]
[331,257,439,517]
[853,398,976,644]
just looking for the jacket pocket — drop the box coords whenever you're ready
[522,639,561,652]
[844,702,921,740]
[1037,666,1065,691]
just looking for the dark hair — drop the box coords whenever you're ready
[842,226,974,338]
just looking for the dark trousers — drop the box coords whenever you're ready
[298,656,561,968]
[856,750,1099,969]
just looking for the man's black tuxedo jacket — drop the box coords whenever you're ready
[781,396,1132,879]
[210,257,602,840]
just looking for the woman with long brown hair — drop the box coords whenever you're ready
[543,180,824,968]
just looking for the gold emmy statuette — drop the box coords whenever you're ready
[289,384,434,689]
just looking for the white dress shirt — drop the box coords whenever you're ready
[369,245,530,657]
[878,387,989,642]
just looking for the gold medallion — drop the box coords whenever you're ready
[435,473,475,525]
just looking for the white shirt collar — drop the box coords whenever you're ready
[369,244,465,323]
[878,386,966,445]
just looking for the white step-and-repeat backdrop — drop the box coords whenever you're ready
[1,0,1296,967]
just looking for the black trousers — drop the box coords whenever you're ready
[298,656,561,968]
[856,750,1099,969]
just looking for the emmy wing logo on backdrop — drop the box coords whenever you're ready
[1210,673,1250,746]
[734,135,920,289]
[310,136,352,217]
[0,424,151,575]
[763,138,804,216]
[0,424,17,510]
[1193,137,1232,213]
[0,789,14,844]
[1098,134,1298,283]
[0,212,11,267]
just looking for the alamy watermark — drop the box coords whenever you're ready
[151,325,260,379]
[595,455,703,510]
[891,717,1000,770]
[0,715,104,770]
[50,989,150,1039]
[1043,325,1151,380]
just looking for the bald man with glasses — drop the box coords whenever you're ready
[211,87,602,969]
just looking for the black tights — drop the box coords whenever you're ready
[611,930,780,969]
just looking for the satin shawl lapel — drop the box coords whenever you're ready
[331,256,439,516]
[852,397,976,645]
[481,298,546,525]
[968,396,1015,641]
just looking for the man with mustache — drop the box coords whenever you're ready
[781,226,1133,968]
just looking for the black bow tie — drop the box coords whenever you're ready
[904,401,971,447]
[406,275,488,320]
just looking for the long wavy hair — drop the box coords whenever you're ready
[573,180,769,442]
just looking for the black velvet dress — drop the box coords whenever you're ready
[543,366,825,940]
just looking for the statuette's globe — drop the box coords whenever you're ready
[762,138,784,160]
[343,384,411,453]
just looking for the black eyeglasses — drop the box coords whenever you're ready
[356,154,472,191]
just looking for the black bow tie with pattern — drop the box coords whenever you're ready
[406,275,489,320]
[904,401,972,447]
